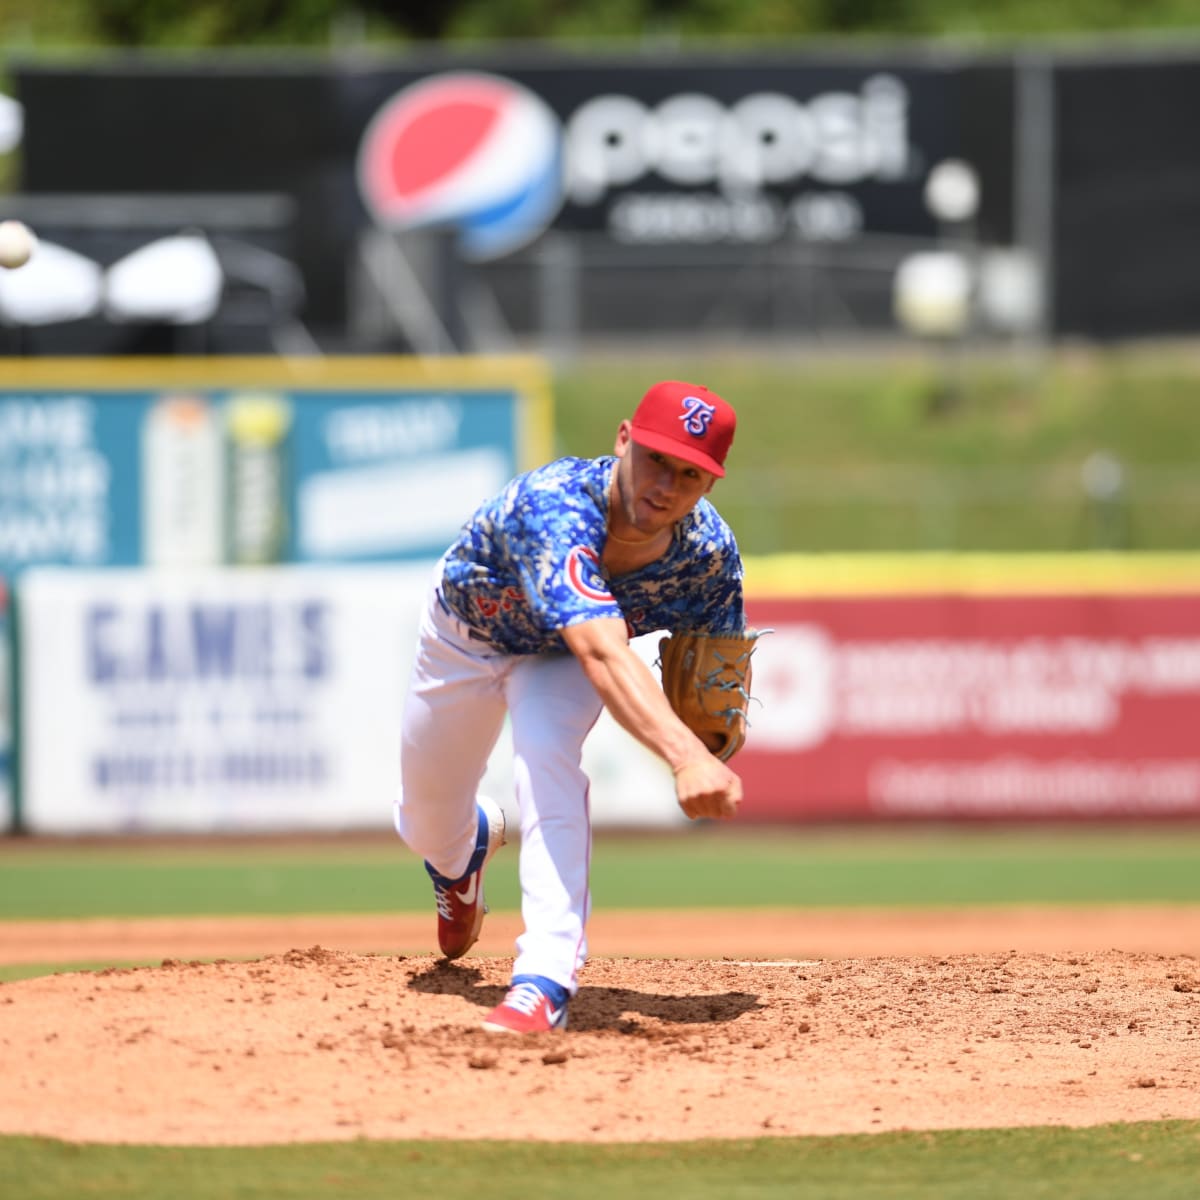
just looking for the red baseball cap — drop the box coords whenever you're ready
[629,380,736,477]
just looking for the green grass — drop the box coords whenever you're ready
[553,351,1200,553]
[2,1121,1198,1199]
[2,827,1199,922]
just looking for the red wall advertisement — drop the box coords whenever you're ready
[738,593,1200,820]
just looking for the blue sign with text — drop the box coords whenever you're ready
[0,361,545,578]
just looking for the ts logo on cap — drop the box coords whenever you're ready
[629,378,736,476]
[679,395,717,437]
[357,72,564,261]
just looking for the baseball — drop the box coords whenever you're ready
[0,219,37,269]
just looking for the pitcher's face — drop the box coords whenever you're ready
[611,421,715,535]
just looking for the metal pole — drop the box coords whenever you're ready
[1013,51,1057,356]
[536,233,580,367]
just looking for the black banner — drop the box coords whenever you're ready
[14,49,1200,343]
[1053,57,1200,338]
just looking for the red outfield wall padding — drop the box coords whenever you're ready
[738,593,1200,820]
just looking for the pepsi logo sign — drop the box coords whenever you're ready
[563,75,911,203]
[357,71,919,258]
[356,72,564,262]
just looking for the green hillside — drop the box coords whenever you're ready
[553,348,1200,555]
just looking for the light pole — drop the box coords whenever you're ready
[892,159,981,413]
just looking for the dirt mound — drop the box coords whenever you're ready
[2,947,1198,1144]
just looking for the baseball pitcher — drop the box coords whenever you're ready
[394,379,762,1033]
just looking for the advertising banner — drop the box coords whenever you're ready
[16,565,676,834]
[0,357,551,577]
[352,63,967,255]
[19,565,429,833]
[0,385,143,570]
[19,50,1200,343]
[0,577,9,830]
[739,589,1200,821]
[16,58,1011,333]
[20,553,1200,833]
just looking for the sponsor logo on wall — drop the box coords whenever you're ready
[357,72,564,261]
[0,395,114,567]
[0,374,525,576]
[18,568,427,833]
[739,597,1200,820]
[0,582,9,828]
[356,70,920,256]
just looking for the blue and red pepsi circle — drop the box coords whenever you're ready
[356,72,564,261]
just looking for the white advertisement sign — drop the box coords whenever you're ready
[18,566,676,834]
[19,565,430,833]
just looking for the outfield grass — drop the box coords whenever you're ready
[3,826,1200,921]
[554,351,1200,554]
[2,1121,1199,1200]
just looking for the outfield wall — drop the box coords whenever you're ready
[740,555,1200,822]
[9,554,1200,834]
[14,563,679,835]
[0,355,554,830]
[2,359,1196,832]
[0,578,9,830]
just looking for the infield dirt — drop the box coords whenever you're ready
[1,908,1199,1145]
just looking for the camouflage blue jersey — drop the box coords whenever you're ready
[439,455,744,655]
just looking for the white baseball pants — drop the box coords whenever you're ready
[394,582,602,994]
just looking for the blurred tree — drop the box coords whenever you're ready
[90,0,352,45]
[4,0,1200,46]
[816,0,922,34]
[369,0,457,40]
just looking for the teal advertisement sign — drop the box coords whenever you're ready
[0,358,552,576]
[288,387,520,563]
[0,579,9,831]
[0,390,144,570]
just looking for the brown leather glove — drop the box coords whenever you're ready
[659,630,765,761]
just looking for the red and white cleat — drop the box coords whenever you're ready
[481,976,570,1034]
[425,796,506,960]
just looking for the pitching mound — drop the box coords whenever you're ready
[2,945,1198,1144]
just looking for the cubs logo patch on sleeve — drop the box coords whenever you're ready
[565,545,614,603]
